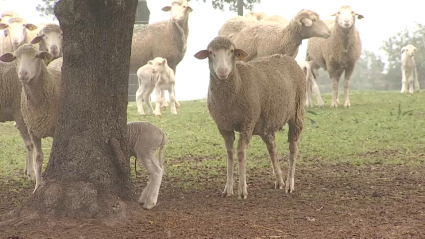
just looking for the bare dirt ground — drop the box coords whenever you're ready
[1,160,425,238]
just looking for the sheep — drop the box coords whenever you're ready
[0,61,35,180]
[260,15,289,26]
[0,17,38,54]
[400,44,419,93]
[0,11,20,23]
[306,6,364,107]
[232,9,331,61]
[194,37,305,198]
[127,121,166,209]
[30,24,63,60]
[136,57,177,116]
[0,44,62,193]
[245,11,267,21]
[297,60,324,107]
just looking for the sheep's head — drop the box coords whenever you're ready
[0,11,20,23]
[162,0,193,23]
[0,17,37,50]
[401,45,417,57]
[0,44,52,84]
[148,57,168,74]
[295,9,331,39]
[30,24,63,59]
[330,6,364,30]
[194,37,248,80]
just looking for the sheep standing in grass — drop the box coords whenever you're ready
[30,24,63,60]
[194,37,305,198]
[297,60,324,107]
[0,61,35,179]
[136,57,177,116]
[400,44,419,93]
[0,44,61,192]
[233,9,331,61]
[0,17,37,54]
[127,121,166,209]
[306,6,364,107]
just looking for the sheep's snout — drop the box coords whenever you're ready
[12,37,19,45]
[19,70,30,82]
[216,66,230,80]
[49,45,59,56]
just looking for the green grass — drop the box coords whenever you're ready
[1,91,425,186]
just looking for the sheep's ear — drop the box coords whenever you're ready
[24,23,38,31]
[329,11,338,17]
[148,60,153,65]
[187,6,193,12]
[194,50,209,59]
[0,53,16,62]
[300,18,313,27]
[0,23,8,30]
[355,13,364,20]
[37,51,52,61]
[234,48,248,61]
[162,58,167,64]
[30,35,44,44]
[401,47,406,53]
[162,6,172,12]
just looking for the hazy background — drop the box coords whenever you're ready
[1,0,424,100]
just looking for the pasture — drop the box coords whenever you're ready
[1,91,425,238]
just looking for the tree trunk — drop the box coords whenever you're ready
[16,0,138,219]
[237,0,243,16]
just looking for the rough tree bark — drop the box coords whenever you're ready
[13,0,138,219]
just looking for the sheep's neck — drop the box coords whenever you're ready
[280,22,303,57]
[209,70,240,103]
[168,16,189,53]
[22,77,45,108]
[334,25,354,51]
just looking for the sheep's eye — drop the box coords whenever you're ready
[231,49,234,53]
[338,12,341,15]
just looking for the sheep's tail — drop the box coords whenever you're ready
[158,132,167,171]
[289,77,306,143]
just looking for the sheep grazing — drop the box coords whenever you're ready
[0,61,35,180]
[0,17,38,54]
[306,6,364,107]
[245,11,267,21]
[260,15,289,26]
[232,9,331,61]
[127,121,167,209]
[136,57,177,116]
[400,44,419,93]
[297,60,324,107]
[194,37,305,198]
[30,24,63,60]
[0,44,62,193]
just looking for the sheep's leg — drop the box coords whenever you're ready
[168,85,177,114]
[154,87,162,116]
[413,68,420,92]
[32,135,44,193]
[137,152,163,209]
[286,120,302,193]
[171,66,181,108]
[311,78,324,107]
[401,69,408,93]
[160,90,169,108]
[261,133,284,189]
[219,129,235,197]
[329,70,343,107]
[305,78,313,107]
[136,88,146,115]
[237,131,252,199]
[15,120,35,180]
[408,72,414,94]
[144,86,155,114]
[343,67,354,107]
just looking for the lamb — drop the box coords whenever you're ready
[260,15,289,26]
[0,61,35,180]
[400,44,419,93]
[245,11,267,21]
[297,60,324,107]
[0,17,38,54]
[194,37,305,198]
[30,24,63,60]
[0,44,62,193]
[136,57,177,116]
[306,6,364,107]
[127,121,166,209]
[232,9,331,61]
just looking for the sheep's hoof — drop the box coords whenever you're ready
[221,188,234,197]
[175,102,181,108]
[238,191,248,200]
[143,202,157,210]
[275,180,285,189]
[154,113,162,117]
[343,102,351,108]
[330,103,338,108]
[285,182,294,193]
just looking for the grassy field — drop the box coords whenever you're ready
[1,90,424,186]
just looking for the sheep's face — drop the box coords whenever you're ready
[300,16,331,39]
[148,57,168,74]
[162,0,193,23]
[0,18,37,50]
[194,37,248,80]
[401,45,417,58]
[31,27,63,58]
[0,45,52,84]
[331,6,363,29]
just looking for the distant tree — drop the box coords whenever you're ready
[36,0,58,18]
[194,0,260,16]
[381,23,425,91]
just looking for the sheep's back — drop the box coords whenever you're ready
[0,62,21,122]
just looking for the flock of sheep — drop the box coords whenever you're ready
[0,0,421,210]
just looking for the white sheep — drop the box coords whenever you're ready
[0,44,62,193]
[306,6,364,107]
[297,60,324,107]
[400,44,419,93]
[218,16,259,40]
[30,24,63,60]
[127,121,166,209]
[194,37,305,198]
[0,17,38,54]
[136,57,177,116]
[245,11,267,21]
[260,15,289,26]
